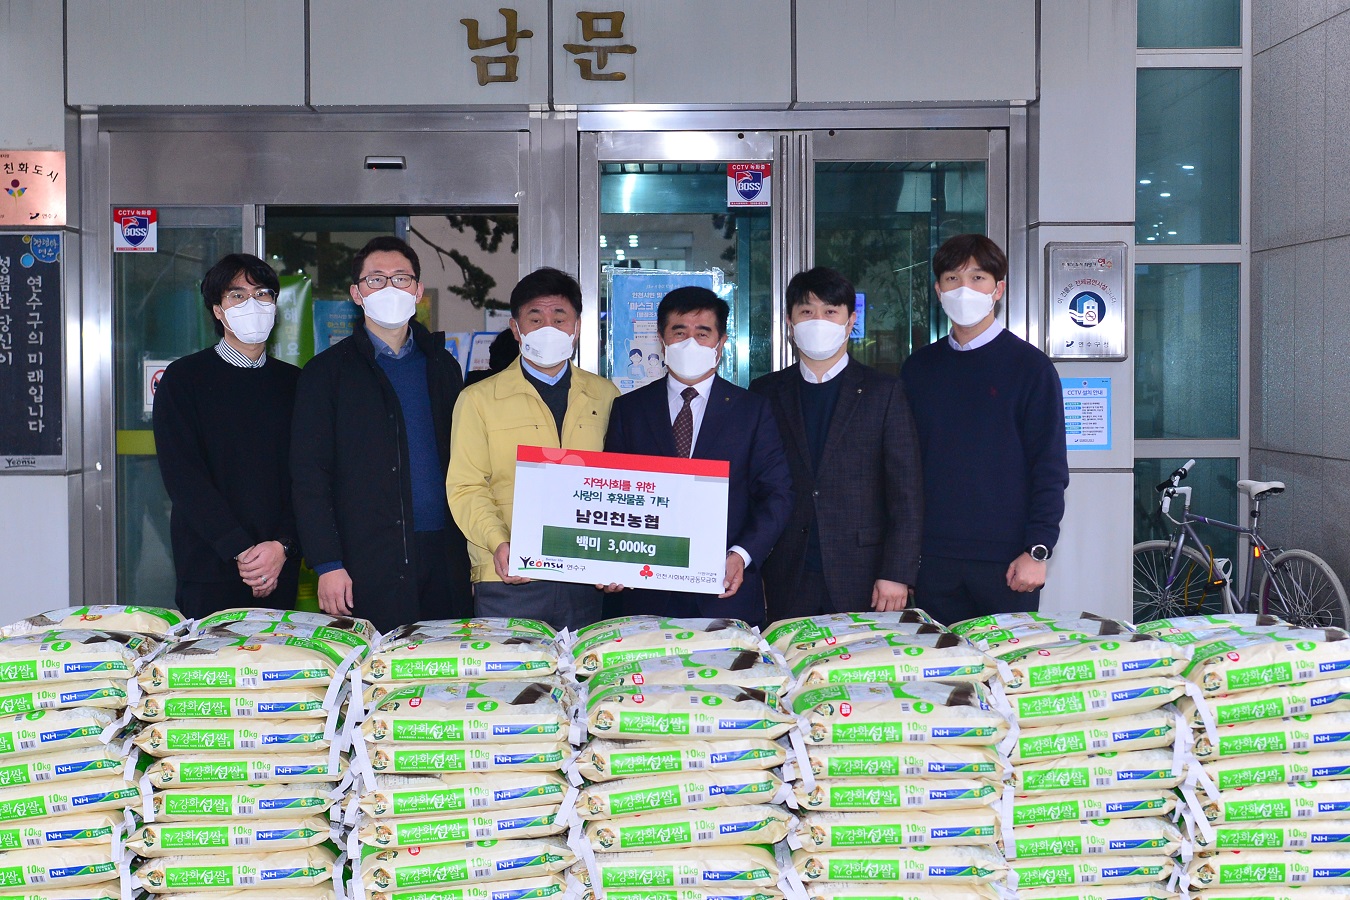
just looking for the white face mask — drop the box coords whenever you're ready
[791,318,850,361]
[663,336,720,381]
[938,285,997,328]
[360,285,418,329]
[222,298,276,345]
[519,325,576,368]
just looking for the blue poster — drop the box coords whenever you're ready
[607,268,722,394]
[312,299,361,356]
[1062,377,1112,451]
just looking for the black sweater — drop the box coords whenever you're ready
[152,347,301,584]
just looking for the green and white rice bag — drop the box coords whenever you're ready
[779,624,948,662]
[1136,612,1287,634]
[0,708,116,760]
[951,611,1117,638]
[385,618,558,641]
[364,742,569,776]
[1187,851,1350,887]
[575,769,782,818]
[363,682,570,745]
[195,621,370,656]
[127,817,332,856]
[793,682,1008,746]
[192,607,375,639]
[0,810,123,850]
[806,886,997,900]
[791,846,1006,884]
[134,687,330,721]
[0,776,138,823]
[999,636,1189,692]
[0,605,185,637]
[1014,887,1173,900]
[573,845,779,890]
[1004,678,1184,726]
[1180,676,1350,729]
[572,618,762,675]
[1009,856,1172,889]
[0,680,128,717]
[358,804,563,848]
[1007,790,1177,827]
[764,611,939,650]
[1197,819,1350,851]
[133,717,329,756]
[1009,709,1178,762]
[1202,750,1350,790]
[0,845,120,889]
[0,744,127,789]
[795,778,998,812]
[135,844,337,892]
[1196,780,1350,824]
[139,635,348,693]
[359,837,573,891]
[972,619,1136,657]
[791,632,995,687]
[794,809,999,849]
[150,891,336,900]
[585,651,792,706]
[0,630,155,684]
[367,876,567,900]
[149,782,334,821]
[1007,817,1183,858]
[143,752,345,787]
[1186,629,1350,696]
[586,684,795,740]
[356,773,569,819]
[789,743,1008,782]
[583,804,793,851]
[1011,750,1181,793]
[1193,711,1350,759]
[572,738,785,782]
[363,635,559,684]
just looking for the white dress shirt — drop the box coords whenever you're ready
[799,353,850,384]
[948,320,1004,351]
[666,373,751,568]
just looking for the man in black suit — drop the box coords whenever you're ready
[750,267,923,623]
[604,287,792,627]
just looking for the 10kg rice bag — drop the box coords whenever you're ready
[999,636,1189,692]
[791,846,1006,884]
[148,783,334,822]
[1187,850,1350,887]
[193,608,375,639]
[575,769,783,818]
[573,845,778,891]
[572,738,785,782]
[1010,750,1181,793]
[1187,630,1350,696]
[1010,855,1172,889]
[582,803,792,851]
[1003,678,1185,727]
[135,844,337,892]
[127,817,333,856]
[133,718,329,756]
[139,635,349,693]
[794,809,999,849]
[573,618,763,675]
[359,837,573,891]
[1008,709,1178,762]
[584,651,792,706]
[134,687,331,721]
[363,636,559,684]
[789,743,1008,781]
[586,684,794,740]
[0,630,155,684]
[363,682,570,745]
[763,611,939,653]
[0,605,184,637]
[793,778,999,812]
[356,772,569,819]
[790,633,995,686]
[793,682,1008,746]
[1007,817,1183,858]
[1193,710,1350,759]
[1007,790,1178,827]
[143,752,345,787]
[357,804,563,848]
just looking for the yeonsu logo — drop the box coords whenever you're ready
[118,216,151,246]
[518,556,564,571]
[735,170,763,201]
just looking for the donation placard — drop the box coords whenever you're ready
[510,445,730,593]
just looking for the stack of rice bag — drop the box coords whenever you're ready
[773,611,1012,900]
[1140,614,1350,896]
[0,606,177,898]
[127,608,366,897]
[567,616,797,900]
[349,617,577,900]
[961,611,1189,898]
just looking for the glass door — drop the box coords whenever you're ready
[579,132,777,390]
[809,130,1005,373]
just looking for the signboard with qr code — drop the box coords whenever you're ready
[510,445,730,593]
[0,233,63,470]
[1046,242,1127,360]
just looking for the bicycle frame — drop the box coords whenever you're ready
[1162,488,1277,612]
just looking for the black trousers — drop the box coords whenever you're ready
[767,568,874,624]
[915,555,1039,628]
[414,528,474,622]
[176,566,299,620]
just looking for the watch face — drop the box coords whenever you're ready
[1030,545,1050,561]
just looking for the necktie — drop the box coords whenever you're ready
[673,386,698,458]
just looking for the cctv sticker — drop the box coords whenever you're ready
[113,207,158,252]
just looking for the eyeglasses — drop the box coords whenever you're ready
[223,288,277,305]
[359,274,416,291]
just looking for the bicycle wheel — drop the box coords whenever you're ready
[1133,540,1234,625]
[1258,549,1350,628]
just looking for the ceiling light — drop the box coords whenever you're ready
[628,234,639,247]
[614,248,625,259]
[1146,236,1156,241]
[1139,179,1152,185]
[599,235,608,248]
[1181,165,1195,170]
[1159,192,1171,198]
[1167,231,1177,235]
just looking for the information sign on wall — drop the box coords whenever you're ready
[1046,242,1127,360]
[0,233,63,470]
[727,163,771,208]
[113,207,158,253]
[0,151,65,227]
[607,267,723,393]
[1062,377,1112,451]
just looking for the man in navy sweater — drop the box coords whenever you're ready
[900,234,1069,624]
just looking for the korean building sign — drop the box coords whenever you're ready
[510,445,730,594]
[0,233,63,470]
[1046,242,1127,361]
[0,151,65,227]
[458,8,635,86]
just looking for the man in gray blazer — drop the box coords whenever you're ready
[749,267,923,623]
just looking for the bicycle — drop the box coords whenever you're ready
[1132,459,1350,627]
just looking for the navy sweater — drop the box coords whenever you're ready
[376,346,447,533]
[900,330,1069,563]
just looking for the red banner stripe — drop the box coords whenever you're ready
[516,445,729,478]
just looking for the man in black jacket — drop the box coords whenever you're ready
[291,236,472,633]
[749,267,923,623]
[153,253,301,618]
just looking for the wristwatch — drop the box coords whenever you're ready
[280,540,300,561]
[1027,544,1052,562]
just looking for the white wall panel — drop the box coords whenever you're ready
[0,476,72,621]
[1040,472,1134,622]
[66,1,305,107]
[0,1,65,148]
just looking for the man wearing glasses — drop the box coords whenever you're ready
[291,236,473,633]
[153,253,302,617]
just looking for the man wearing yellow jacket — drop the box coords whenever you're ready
[448,267,620,630]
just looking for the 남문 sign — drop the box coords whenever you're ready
[510,445,730,593]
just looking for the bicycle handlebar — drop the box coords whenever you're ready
[1156,458,1197,493]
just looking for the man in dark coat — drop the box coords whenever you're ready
[604,286,793,628]
[750,267,923,624]
[291,236,472,633]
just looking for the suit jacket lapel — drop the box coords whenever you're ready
[644,376,680,457]
[819,361,864,467]
[692,376,733,458]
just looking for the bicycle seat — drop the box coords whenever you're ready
[1237,479,1285,498]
